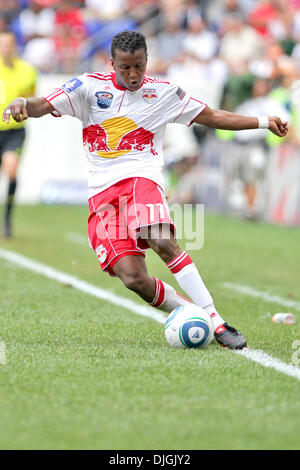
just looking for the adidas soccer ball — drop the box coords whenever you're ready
[164,304,214,349]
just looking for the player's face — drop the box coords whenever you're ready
[111,48,147,92]
[0,33,16,59]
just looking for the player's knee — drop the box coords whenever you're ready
[150,238,181,264]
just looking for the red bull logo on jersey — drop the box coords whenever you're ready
[143,88,158,104]
[82,116,157,158]
[95,244,107,264]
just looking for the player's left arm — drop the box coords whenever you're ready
[193,105,288,137]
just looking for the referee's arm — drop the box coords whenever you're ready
[2,97,53,124]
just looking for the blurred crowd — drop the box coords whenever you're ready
[1,0,300,220]
[1,0,300,82]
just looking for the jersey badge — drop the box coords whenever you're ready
[176,87,186,101]
[96,244,107,264]
[61,78,83,93]
[95,91,113,109]
[143,88,158,104]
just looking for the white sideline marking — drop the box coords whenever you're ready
[222,282,300,312]
[1,247,300,382]
[234,349,300,381]
[0,248,165,325]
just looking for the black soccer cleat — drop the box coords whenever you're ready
[214,322,247,350]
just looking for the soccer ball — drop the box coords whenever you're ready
[164,304,214,349]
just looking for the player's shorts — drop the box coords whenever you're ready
[88,177,175,275]
[0,129,26,161]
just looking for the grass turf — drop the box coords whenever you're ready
[0,205,299,449]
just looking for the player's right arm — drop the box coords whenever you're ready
[2,97,53,124]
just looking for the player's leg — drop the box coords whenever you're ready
[1,150,19,238]
[112,254,192,312]
[146,224,224,323]
[146,224,247,349]
[87,180,191,313]
[131,178,246,349]
[1,129,25,238]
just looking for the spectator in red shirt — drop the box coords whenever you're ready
[247,0,279,37]
[53,0,86,72]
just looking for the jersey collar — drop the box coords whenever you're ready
[112,72,145,92]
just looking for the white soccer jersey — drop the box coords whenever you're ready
[43,72,206,198]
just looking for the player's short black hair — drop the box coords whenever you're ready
[111,30,147,58]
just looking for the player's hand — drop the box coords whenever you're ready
[268,116,288,137]
[2,98,28,124]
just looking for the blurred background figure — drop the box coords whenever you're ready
[227,77,289,219]
[183,16,219,61]
[52,0,86,73]
[0,32,37,237]
[19,0,56,72]
[219,12,263,71]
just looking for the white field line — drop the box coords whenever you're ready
[1,247,300,382]
[234,349,300,381]
[0,248,165,325]
[222,282,300,312]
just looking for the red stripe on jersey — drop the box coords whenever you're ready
[118,91,126,112]
[46,90,64,102]
[89,72,112,77]
[87,74,112,81]
[87,72,112,79]
[64,91,75,116]
[44,89,59,100]
[45,89,64,101]
[146,80,170,84]
[45,88,62,97]
[172,98,191,123]
[143,77,170,84]
[188,103,207,127]
[42,96,56,111]
[191,97,205,105]
[43,88,75,116]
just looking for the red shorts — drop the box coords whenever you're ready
[88,177,175,275]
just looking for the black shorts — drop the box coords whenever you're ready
[0,128,26,163]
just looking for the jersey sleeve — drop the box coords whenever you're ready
[43,75,87,121]
[163,83,207,126]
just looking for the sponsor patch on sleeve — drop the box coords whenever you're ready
[176,87,186,101]
[61,78,83,93]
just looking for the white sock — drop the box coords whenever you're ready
[167,252,225,330]
[150,277,191,313]
[204,304,226,330]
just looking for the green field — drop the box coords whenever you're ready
[0,205,299,450]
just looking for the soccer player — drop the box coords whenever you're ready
[2,31,288,349]
[0,32,37,238]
